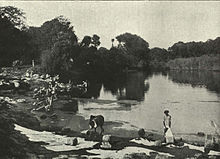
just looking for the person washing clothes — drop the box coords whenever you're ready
[163,110,174,143]
[163,110,171,134]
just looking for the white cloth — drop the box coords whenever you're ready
[165,128,174,143]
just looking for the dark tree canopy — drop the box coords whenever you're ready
[80,34,101,48]
[168,37,220,59]
[115,33,150,68]
[116,33,149,52]
[28,15,78,61]
[91,34,101,47]
[0,6,27,30]
[80,36,92,47]
[0,6,30,66]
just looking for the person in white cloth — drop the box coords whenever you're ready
[163,110,171,134]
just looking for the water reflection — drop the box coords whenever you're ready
[78,70,220,101]
[168,70,220,94]
[124,71,145,101]
[81,81,102,99]
[82,71,150,101]
[74,70,220,134]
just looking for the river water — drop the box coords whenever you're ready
[76,70,220,135]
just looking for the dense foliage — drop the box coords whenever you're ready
[1,5,220,74]
[168,38,220,59]
[149,38,220,69]
[0,6,31,66]
[28,16,78,62]
[116,33,150,68]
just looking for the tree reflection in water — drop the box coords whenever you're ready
[168,70,220,94]
[81,71,150,101]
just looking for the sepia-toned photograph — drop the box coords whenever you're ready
[0,1,220,158]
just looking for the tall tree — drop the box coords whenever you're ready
[0,6,27,30]
[0,6,30,66]
[111,38,114,48]
[28,15,78,61]
[80,36,92,47]
[116,32,150,67]
[91,34,101,48]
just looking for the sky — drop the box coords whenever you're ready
[0,1,220,49]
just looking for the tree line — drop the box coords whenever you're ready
[1,6,219,76]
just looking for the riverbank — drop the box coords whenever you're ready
[166,54,220,71]
[0,66,220,158]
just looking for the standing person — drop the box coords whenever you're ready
[45,85,53,112]
[163,110,171,134]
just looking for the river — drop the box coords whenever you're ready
[74,70,220,135]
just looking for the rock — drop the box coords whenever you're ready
[123,153,150,159]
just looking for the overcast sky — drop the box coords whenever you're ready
[0,1,220,49]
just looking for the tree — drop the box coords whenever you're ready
[0,6,30,66]
[41,31,77,75]
[28,15,78,62]
[80,36,91,47]
[111,38,114,47]
[80,34,101,48]
[168,37,220,59]
[0,6,27,30]
[115,32,150,68]
[91,34,101,48]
